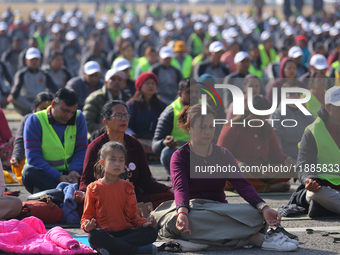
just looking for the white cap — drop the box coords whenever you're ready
[96,21,105,30]
[234,51,251,64]
[310,54,329,70]
[124,16,134,24]
[139,26,151,36]
[296,16,305,24]
[268,17,279,26]
[228,27,239,37]
[330,27,339,37]
[313,26,322,35]
[226,37,235,47]
[69,17,79,28]
[0,21,8,31]
[309,21,317,31]
[201,14,209,23]
[336,20,340,30]
[209,41,225,53]
[159,30,169,38]
[2,11,10,19]
[215,17,224,26]
[61,15,69,24]
[261,30,271,41]
[288,46,303,58]
[175,19,185,30]
[13,18,22,25]
[121,28,133,39]
[113,16,121,24]
[194,22,204,31]
[172,11,180,20]
[321,23,331,32]
[115,8,124,16]
[51,23,61,33]
[101,15,108,24]
[26,47,41,60]
[222,29,229,40]
[159,46,173,59]
[228,17,236,26]
[248,21,257,30]
[113,58,131,71]
[325,85,340,106]
[84,61,101,75]
[208,25,219,37]
[65,31,77,41]
[242,26,252,35]
[88,9,96,18]
[35,16,44,23]
[164,21,174,31]
[105,68,125,82]
[146,17,154,27]
[301,21,310,32]
[280,20,289,30]
[190,14,197,23]
[46,15,54,23]
[76,10,83,19]
[284,26,294,36]
[262,13,269,20]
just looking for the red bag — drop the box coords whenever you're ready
[17,201,63,224]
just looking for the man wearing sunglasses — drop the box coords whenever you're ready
[83,67,130,138]
[66,61,104,110]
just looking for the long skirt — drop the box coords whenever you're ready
[150,199,267,249]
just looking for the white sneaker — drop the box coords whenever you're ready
[261,233,298,251]
[269,232,300,246]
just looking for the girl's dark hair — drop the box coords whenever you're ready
[130,91,164,115]
[101,100,128,121]
[228,95,272,140]
[33,92,54,108]
[178,104,217,132]
[94,141,127,179]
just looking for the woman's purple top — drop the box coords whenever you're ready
[170,142,264,210]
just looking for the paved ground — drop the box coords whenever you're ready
[3,115,340,254]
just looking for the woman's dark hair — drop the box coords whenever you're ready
[33,92,54,109]
[101,100,128,121]
[50,50,63,61]
[94,141,127,179]
[228,95,272,140]
[130,91,164,116]
[178,104,217,132]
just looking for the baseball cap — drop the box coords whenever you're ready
[322,23,331,32]
[13,18,22,25]
[175,19,185,30]
[112,58,131,71]
[51,24,61,34]
[0,21,8,31]
[260,31,271,41]
[209,41,225,53]
[173,40,186,52]
[159,46,173,59]
[234,51,251,64]
[330,27,340,37]
[288,46,303,58]
[139,26,151,36]
[164,21,174,31]
[101,15,108,24]
[208,25,219,37]
[301,21,310,32]
[280,20,289,30]
[159,30,169,38]
[113,16,121,24]
[296,16,305,24]
[284,26,294,36]
[336,20,340,30]
[268,17,279,26]
[194,22,204,31]
[313,26,322,35]
[310,54,329,70]
[294,35,308,44]
[325,86,340,106]
[121,28,133,39]
[2,11,10,19]
[65,31,77,41]
[228,27,239,37]
[26,48,41,60]
[84,61,101,75]
[69,17,79,28]
[61,15,69,24]
[95,21,105,30]
[105,68,125,82]
[146,17,154,27]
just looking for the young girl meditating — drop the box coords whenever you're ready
[81,141,158,255]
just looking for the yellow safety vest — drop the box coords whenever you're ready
[171,55,193,78]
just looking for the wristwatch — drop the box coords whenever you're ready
[257,202,269,214]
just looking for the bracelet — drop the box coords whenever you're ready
[176,211,188,219]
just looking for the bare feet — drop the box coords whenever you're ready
[270,182,291,192]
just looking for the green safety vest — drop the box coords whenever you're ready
[114,56,139,80]
[108,27,122,43]
[304,91,322,119]
[248,64,263,78]
[33,32,49,52]
[258,44,278,70]
[328,60,340,78]
[138,56,151,73]
[192,54,203,68]
[169,97,191,148]
[26,106,78,173]
[190,33,204,57]
[171,55,193,78]
[304,117,340,185]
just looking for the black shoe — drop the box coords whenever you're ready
[308,199,338,218]
[268,225,298,240]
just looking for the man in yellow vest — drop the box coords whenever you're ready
[171,40,193,78]
[297,86,340,217]
[152,79,200,174]
[22,88,88,194]
[187,22,205,58]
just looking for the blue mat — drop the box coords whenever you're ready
[73,236,90,248]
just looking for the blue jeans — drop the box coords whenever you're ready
[160,147,178,174]
[22,165,60,194]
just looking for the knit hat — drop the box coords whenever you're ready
[135,72,158,91]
